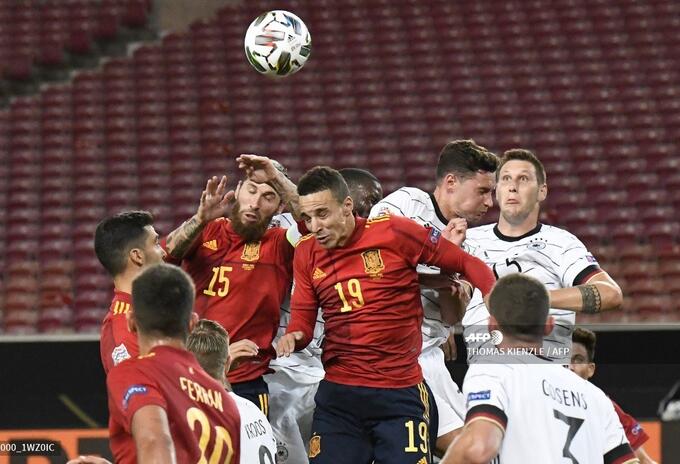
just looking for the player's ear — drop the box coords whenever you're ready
[587,362,596,379]
[445,173,458,192]
[544,316,555,336]
[343,196,354,216]
[129,247,144,267]
[126,309,138,334]
[488,315,499,333]
[538,183,548,202]
[189,312,199,332]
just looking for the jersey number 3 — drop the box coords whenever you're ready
[334,279,365,312]
[553,409,584,464]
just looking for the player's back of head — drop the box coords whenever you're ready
[298,166,351,204]
[132,263,195,340]
[187,319,230,382]
[436,139,499,182]
[498,148,547,185]
[572,327,597,362]
[94,210,154,277]
[489,273,550,342]
[338,168,383,218]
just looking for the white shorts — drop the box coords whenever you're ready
[265,369,320,464]
[419,347,465,437]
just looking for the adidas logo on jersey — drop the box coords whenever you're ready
[312,268,327,280]
[202,240,218,251]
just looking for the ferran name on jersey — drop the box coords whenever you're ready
[361,249,385,278]
[241,241,261,270]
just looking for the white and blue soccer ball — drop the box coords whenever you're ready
[244,10,311,78]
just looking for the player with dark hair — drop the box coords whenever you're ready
[571,328,657,464]
[370,139,499,455]
[188,319,277,464]
[464,148,623,363]
[443,274,638,464]
[106,264,241,464]
[162,155,298,414]
[337,168,383,218]
[94,210,165,373]
[276,166,496,464]
[266,167,384,464]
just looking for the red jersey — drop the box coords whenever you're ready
[107,346,241,464]
[166,218,294,384]
[612,400,649,450]
[288,214,495,388]
[100,291,138,374]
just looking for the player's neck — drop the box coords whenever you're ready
[138,336,186,356]
[112,268,142,294]
[496,211,539,237]
[432,187,460,221]
[336,215,356,247]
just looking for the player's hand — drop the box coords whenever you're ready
[442,218,468,246]
[197,176,235,224]
[236,154,279,184]
[67,456,112,464]
[276,331,304,357]
[228,339,259,372]
[450,278,473,308]
[418,273,455,289]
[440,333,457,362]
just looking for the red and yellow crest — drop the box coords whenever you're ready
[241,241,261,262]
[361,249,385,278]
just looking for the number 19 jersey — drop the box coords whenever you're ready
[463,357,636,464]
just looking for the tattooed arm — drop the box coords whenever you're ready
[236,154,300,220]
[549,272,623,313]
[165,176,235,260]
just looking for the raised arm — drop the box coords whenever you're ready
[237,154,300,220]
[549,271,623,314]
[131,405,177,464]
[164,176,234,260]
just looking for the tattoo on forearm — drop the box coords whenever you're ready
[166,216,203,259]
[578,284,602,314]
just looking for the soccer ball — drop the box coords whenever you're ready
[244,10,311,78]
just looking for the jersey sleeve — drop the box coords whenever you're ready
[558,233,602,286]
[107,362,167,432]
[391,216,495,295]
[369,188,419,219]
[287,240,319,348]
[612,400,649,450]
[599,392,636,463]
[462,364,509,434]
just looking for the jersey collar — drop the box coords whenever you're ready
[428,192,450,224]
[493,223,543,242]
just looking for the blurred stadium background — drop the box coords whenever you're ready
[0,0,678,461]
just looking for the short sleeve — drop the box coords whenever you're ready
[161,218,226,263]
[558,233,602,287]
[599,392,635,462]
[462,365,509,433]
[107,363,167,431]
[369,188,418,219]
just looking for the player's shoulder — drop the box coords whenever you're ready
[373,186,431,215]
[538,223,584,244]
[466,223,497,241]
[229,392,266,418]
[293,233,315,249]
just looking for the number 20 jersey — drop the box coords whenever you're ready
[463,358,636,464]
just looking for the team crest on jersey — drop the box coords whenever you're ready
[308,435,321,458]
[241,241,261,262]
[361,249,385,278]
[276,441,289,461]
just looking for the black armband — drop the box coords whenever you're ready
[578,284,602,314]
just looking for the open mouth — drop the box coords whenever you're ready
[243,212,259,222]
[316,235,329,244]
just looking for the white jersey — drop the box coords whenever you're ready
[268,213,325,383]
[370,187,451,351]
[463,356,635,464]
[230,392,277,464]
[463,223,601,362]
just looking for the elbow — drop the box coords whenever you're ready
[136,433,175,463]
[602,283,624,311]
[462,441,498,464]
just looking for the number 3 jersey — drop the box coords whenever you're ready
[287,214,495,389]
[166,218,294,384]
[463,357,636,464]
[107,346,241,464]
[462,223,602,363]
